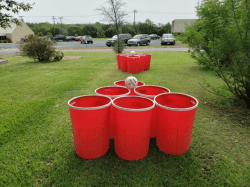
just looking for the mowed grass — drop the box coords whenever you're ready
[0,52,249,186]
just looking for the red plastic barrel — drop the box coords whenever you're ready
[95,86,130,139]
[68,95,112,159]
[127,56,140,74]
[116,53,126,70]
[120,54,128,72]
[144,54,151,70]
[114,80,145,95]
[112,96,155,160]
[154,93,198,155]
[137,54,146,72]
[134,85,170,138]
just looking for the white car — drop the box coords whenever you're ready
[161,34,175,45]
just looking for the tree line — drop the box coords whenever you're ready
[26,19,172,38]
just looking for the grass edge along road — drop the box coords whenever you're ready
[0,52,249,186]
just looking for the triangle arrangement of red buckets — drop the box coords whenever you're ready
[68,76,198,161]
[116,51,151,73]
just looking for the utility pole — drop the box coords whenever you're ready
[52,16,56,35]
[133,10,137,25]
[59,17,63,24]
[133,10,137,33]
[52,16,56,25]
[19,16,24,21]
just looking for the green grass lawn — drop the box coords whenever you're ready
[0,52,249,186]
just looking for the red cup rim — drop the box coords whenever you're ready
[112,96,155,112]
[68,95,112,110]
[134,85,171,98]
[95,86,130,98]
[154,92,198,111]
[114,80,145,88]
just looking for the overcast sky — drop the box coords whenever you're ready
[5,0,199,25]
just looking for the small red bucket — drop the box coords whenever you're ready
[95,86,130,139]
[137,54,146,72]
[112,96,155,160]
[68,95,112,159]
[144,54,151,70]
[127,56,140,74]
[120,54,128,72]
[134,85,170,138]
[154,93,198,155]
[114,80,145,95]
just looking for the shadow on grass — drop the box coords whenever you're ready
[44,138,203,186]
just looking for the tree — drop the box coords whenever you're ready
[0,0,34,28]
[183,0,250,109]
[96,0,128,53]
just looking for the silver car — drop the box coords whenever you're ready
[80,35,93,44]
[161,34,175,45]
[127,34,150,46]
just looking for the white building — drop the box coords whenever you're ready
[172,19,197,33]
[0,20,34,43]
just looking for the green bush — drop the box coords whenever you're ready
[183,0,250,109]
[19,35,63,62]
[54,51,64,61]
[112,38,126,54]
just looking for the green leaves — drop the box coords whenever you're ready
[183,0,250,108]
[0,0,34,29]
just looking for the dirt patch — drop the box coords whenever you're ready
[63,56,82,59]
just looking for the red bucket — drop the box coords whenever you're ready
[112,96,155,160]
[144,54,151,70]
[134,85,170,138]
[114,80,145,95]
[137,54,146,72]
[95,86,130,139]
[120,54,128,72]
[68,95,112,159]
[116,53,126,70]
[127,56,140,74]
[154,93,198,155]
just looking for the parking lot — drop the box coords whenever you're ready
[0,39,182,49]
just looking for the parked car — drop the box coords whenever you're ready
[80,35,93,44]
[65,36,76,41]
[161,33,175,45]
[105,33,132,47]
[51,34,66,41]
[75,36,82,41]
[149,34,160,40]
[127,34,151,46]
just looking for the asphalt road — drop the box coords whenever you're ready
[0,39,187,55]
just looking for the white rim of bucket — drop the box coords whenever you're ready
[68,95,112,110]
[112,96,155,112]
[134,85,171,98]
[154,92,198,111]
[95,86,130,98]
[127,56,140,59]
[114,80,145,88]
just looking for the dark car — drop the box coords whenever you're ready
[65,36,76,41]
[106,33,132,47]
[127,34,151,46]
[161,34,175,45]
[52,34,66,41]
[80,35,93,44]
[149,34,160,40]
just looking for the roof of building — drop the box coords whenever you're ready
[0,20,28,35]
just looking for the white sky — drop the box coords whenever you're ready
[4,0,199,25]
